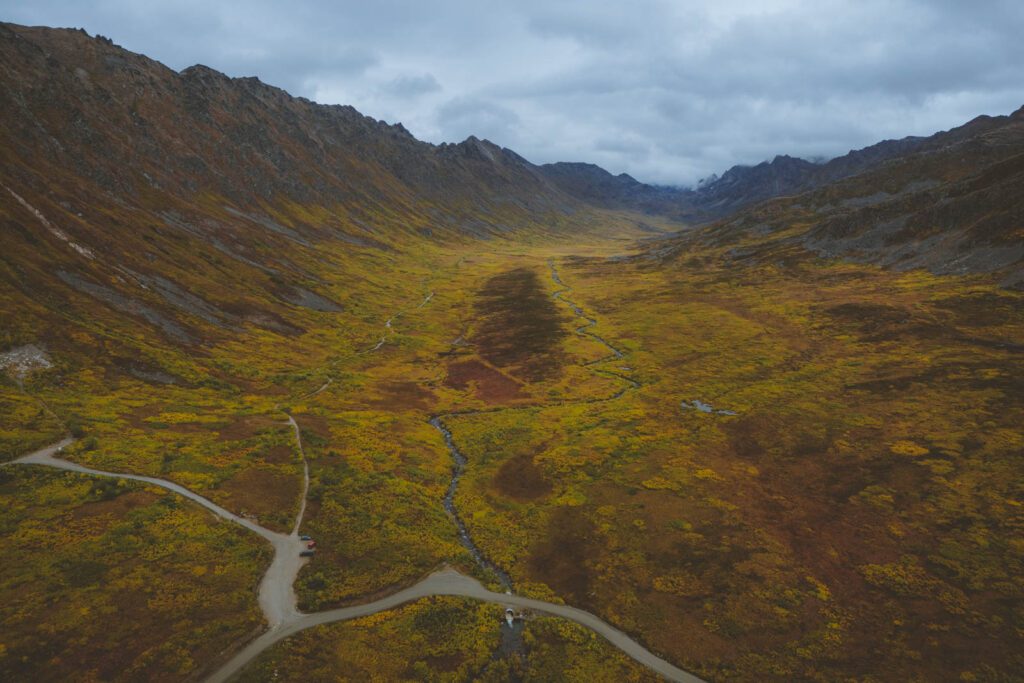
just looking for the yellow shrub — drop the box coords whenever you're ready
[890,440,929,457]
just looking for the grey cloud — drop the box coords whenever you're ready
[380,73,442,98]
[436,97,521,146]
[525,1,681,48]
[595,135,651,160]
[2,0,1022,185]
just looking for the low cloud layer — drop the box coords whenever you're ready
[4,0,1023,185]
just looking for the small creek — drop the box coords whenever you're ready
[428,261,641,595]
[430,416,515,592]
[7,280,704,683]
[549,260,628,364]
[427,260,644,596]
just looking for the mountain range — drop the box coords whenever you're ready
[3,21,1024,683]
[2,21,1022,370]
[542,112,1024,288]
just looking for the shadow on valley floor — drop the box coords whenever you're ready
[472,268,568,383]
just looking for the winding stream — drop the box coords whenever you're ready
[423,257,665,669]
[549,260,628,364]
[427,261,642,593]
[429,416,515,591]
[10,437,701,683]
[6,279,704,683]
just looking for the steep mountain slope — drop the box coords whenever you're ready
[537,162,699,219]
[540,107,1024,234]
[653,105,1024,288]
[0,24,577,234]
[0,22,643,372]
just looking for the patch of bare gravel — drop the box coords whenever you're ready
[0,344,52,382]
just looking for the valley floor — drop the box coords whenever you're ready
[2,224,1022,681]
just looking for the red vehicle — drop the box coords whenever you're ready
[306,540,316,549]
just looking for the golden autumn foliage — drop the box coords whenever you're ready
[239,597,658,682]
[0,467,268,681]
[2,216,1021,681]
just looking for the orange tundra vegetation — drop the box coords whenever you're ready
[2,21,1023,683]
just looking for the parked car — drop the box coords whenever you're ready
[300,549,316,557]
[306,541,317,549]
[299,535,312,541]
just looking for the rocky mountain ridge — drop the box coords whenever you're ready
[2,19,1021,372]
[540,109,1022,227]
[650,106,1024,288]
[0,23,584,238]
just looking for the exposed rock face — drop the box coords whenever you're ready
[694,154,820,216]
[0,344,52,382]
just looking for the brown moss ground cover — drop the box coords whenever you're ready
[473,267,568,382]
[445,359,526,404]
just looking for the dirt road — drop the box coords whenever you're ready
[12,439,702,682]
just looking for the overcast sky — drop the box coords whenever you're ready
[4,1,1023,185]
